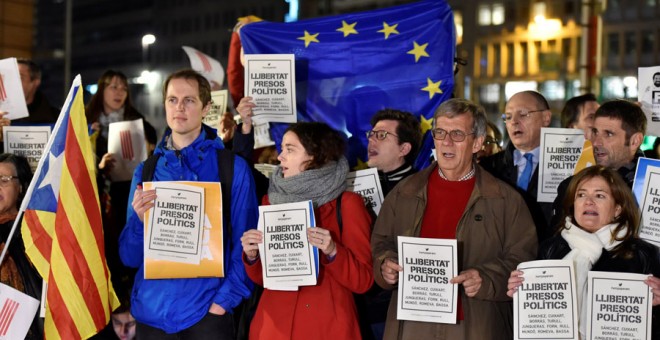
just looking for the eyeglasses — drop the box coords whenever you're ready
[0,175,17,187]
[431,128,474,142]
[501,109,546,123]
[366,130,398,140]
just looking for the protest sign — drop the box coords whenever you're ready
[514,260,578,340]
[144,182,204,265]
[0,283,40,340]
[3,126,51,172]
[107,119,147,182]
[633,157,660,246]
[258,201,318,290]
[203,90,229,129]
[638,66,660,136]
[538,128,585,202]
[397,236,457,324]
[346,167,384,216]
[144,181,224,278]
[254,121,275,148]
[586,271,652,340]
[182,46,225,90]
[0,58,29,120]
[244,54,297,124]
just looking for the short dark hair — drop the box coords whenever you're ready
[594,100,646,142]
[162,69,212,106]
[370,109,422,165]
[16,58,41,81]
[0,154,33,208]
[285,122,345,171]
[561,165,639,258]
[560,93,597,128]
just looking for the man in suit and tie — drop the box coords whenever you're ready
[480,90,554,241]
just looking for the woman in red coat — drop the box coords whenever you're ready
[241,122,373,339]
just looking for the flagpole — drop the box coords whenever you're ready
[0,211,25,267]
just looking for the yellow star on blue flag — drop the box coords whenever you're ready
[421,78,443,99]
[378,22,399,39]
[298,31,320,47]
[407,41,429,62]
[337,20,358,37]
[420,115,433,135]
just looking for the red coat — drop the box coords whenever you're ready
[244,192,373,340]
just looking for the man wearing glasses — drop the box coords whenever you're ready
[372,98,537,339]
[480,90,554,242]
[366,109,422,196]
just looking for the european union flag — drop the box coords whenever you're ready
[240,0,455,169]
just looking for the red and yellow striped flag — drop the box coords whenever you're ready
[20,75,119,339]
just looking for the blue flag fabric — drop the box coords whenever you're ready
[240,0,455,170]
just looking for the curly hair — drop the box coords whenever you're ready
[285,122,346,170]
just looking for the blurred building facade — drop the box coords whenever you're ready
[3,0,659,129]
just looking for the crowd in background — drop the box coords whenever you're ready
[0,58,659,340]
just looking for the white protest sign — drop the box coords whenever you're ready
[346,167,384,216]
[0,58,29,120]
[638,164,660,247]
[244,54,297,125]
[182,46,225,89]
[514,260,578,340]
[638,66,660,137]
[538,128,585,202]
[0,283,40,340]
[586,271,652,340]
[144,182,205,265]
[3,126,51,172]
[397,236,458,324]
[203,90,229,129]
[108,119,147,182]
[253,122,275,149]
[258,201,318,290]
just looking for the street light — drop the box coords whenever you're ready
[141,34,156,67]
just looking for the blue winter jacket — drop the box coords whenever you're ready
[119,126,258,333]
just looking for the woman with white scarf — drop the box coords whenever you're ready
[507,165,660,338]
[240,122,373,340]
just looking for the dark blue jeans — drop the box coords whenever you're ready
[136,313,234,340]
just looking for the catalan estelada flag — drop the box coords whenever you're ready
[20,75,119,339]
[239,0,455,170]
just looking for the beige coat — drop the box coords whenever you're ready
[372,164,538,340]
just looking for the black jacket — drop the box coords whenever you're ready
[0,220,44,340]
[479,142,554,241]
[539,235,660,339]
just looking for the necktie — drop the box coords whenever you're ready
[517,153,534,191]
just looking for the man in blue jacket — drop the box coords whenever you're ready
[119,69,258,339]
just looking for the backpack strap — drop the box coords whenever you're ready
[335,192,344,236]
[217,149,234,242]
[141,154,160,184]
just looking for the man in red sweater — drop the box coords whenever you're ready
[372,98,537,339]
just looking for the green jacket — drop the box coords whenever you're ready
[372,163,538,340]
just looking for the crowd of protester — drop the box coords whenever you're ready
[0,58,660,340]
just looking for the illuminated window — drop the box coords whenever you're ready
[478,3,505,26]
[492,4,505,25]
[478,5,492,25]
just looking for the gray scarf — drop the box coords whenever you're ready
[268,157,349,207]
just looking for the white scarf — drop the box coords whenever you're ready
[561,217,626,339]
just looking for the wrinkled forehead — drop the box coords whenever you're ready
[593,116,624,130]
